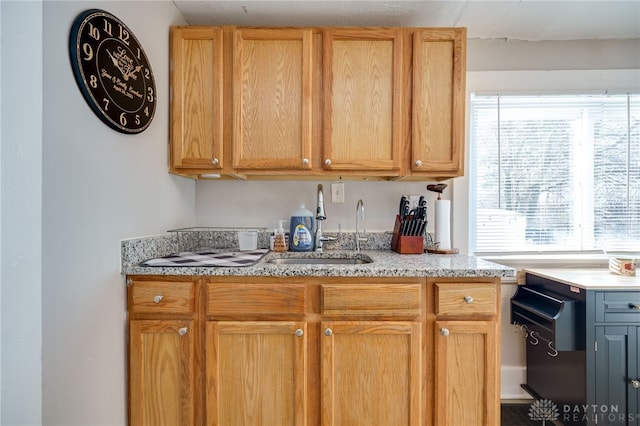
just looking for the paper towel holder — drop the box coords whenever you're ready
[426,183,447,199]
[426,184,459,254]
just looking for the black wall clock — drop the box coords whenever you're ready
[69,9,156,134]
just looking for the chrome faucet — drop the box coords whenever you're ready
[315,184,335,252]
[355,199,367,252]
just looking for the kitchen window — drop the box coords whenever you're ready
[470,93,640,255]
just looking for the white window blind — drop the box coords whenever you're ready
[470,93,640,255]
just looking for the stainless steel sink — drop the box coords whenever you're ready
[268,256,373,265]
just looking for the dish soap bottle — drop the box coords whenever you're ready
[289,204,314,252]
[273,220,288,253]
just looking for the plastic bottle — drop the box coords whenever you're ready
[273,220,288,252]
[289,204,314,252]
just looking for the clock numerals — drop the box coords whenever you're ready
[118,25,130,46]
[82,43,94,61]
[87,23,101,41]
[89,75,98,89]
[146,86,155,103]
[103,19,113,37]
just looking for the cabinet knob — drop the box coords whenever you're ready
[295,328,304,337]
[415,160,423,167]
[324,159,332,166]
[302,158,309,165]
[211,157,219,165]
[178,327,188,336]
[440,328,450,337]
[630,304,640,311]
[153,295,163,304]
[464,295,474,304]
[324,328,333,336]
[631,379,640,389]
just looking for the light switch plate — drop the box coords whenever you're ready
[331,182,345,203]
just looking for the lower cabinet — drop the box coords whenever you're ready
[434,320,499,426]
[206,321,307,426]
[321,321,422,426]
[431,279,501,426]
[594,326,640,426]
[127,275,501,426]
[129,319,196,426]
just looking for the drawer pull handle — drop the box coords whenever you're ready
[302,158,309,165]
[178,327,188,336]
[631,379,640,389]
[547,341,558,357]
[153,295,163,304]
[295,329,304,337]
[440,328,450,337]
[211,157,219,165]
[630,304,640,311]
[324,328,333,336]
[464,295,474,304]
[324,159,332,166]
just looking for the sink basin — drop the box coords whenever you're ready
[268,256,373,265]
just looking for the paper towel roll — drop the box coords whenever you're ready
[435,199,451,250]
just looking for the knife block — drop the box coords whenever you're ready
[391,215,424,254]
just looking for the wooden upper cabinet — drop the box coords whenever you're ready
[322,29,403,173]
[232,28,314,171]
[411,28,466,178]
[170,27,224,173]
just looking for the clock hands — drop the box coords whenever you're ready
[106,47,143,82]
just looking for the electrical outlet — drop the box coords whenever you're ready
[331,182,345,203]
[408,195,421,210]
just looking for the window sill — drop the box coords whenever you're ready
[478,253,610,270]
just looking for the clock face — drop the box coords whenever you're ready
[69,9,156,134]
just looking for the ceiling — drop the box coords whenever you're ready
[173,0,640,41]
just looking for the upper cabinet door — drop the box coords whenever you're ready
[170,27,224,172]
[233,29,314,171]
[322,29,404,173]
[411,28,466,178]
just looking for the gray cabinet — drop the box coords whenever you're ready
[519,274,640,426]
[594,326,639,426]
[592,293,640,426]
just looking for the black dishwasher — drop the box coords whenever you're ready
[511,273,587,425]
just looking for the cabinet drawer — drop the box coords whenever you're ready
[435,283,497,317]
[595,292,640,323]
[208,283,307,317]
[130,281,195,315]
[322,284,422,316]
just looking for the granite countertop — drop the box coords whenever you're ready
[525,268,640,290]
[124,249,515,278]
[121,230,515,279]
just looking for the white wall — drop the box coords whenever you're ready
[1,1,43,424]
[2,1,193,424]
[196,180,444,232]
